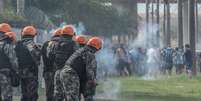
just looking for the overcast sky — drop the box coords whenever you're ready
[138,3,178,14]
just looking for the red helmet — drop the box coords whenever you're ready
[62,25,75,36]
[53,28,62,36]
[87,37,103,50]
[21,26,37,36]
[74,35,87,45]
[0,23,11,33]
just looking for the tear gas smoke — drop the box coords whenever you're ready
[129,23,162,80]
[74,22,86,35]
[130,23,161,48]
[96,79,120,100]
[143,48,160,80]
[96,39,117,78]
[96,39,121,100]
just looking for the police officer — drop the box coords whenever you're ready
[0,32,19,101]
[15,26,41,101]
[0,23,13,101]
[74,35,88,100]
[54,25,78,101]
[42,28,62,101]
[59,37,102,101]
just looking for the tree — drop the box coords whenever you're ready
[188,0,196,75]
[195,0,199,43]
[17,0,25,16]
[178,0,183,47]
[146,0,150,47]
[32,0,133,36]
[156,0,160,47]
[166,0,171,46]
[163,0,166,46]
[0,0,4,14]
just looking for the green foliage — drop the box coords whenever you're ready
[0,9,24,22]
[1,0,133,36]
[34,0,133,36]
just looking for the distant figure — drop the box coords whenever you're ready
[160,48,166,74]
[184,44,193,79]
[173,47,184,74]
[115,46,131,76]
[129,47,146,75]
[164,46,174,75]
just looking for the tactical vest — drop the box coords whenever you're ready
[65,48,87,82]
[47,40,58,60]
[54,40,76,69]
[16,39,41,76]
[43,39,59,72]
[0,42,11,70]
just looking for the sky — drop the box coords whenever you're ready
[138,3,201,14]
[138,3,178,14]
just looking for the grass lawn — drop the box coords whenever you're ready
[13,75,201,101]
[97,75,201,101]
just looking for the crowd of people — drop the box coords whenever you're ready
[114,44,199,78]
[0,23,103,101]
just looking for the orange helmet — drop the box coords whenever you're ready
[21,26,37,36]
[87,37,103,50]
[0,23,11,33]
[5,32,17,42]
[74,35,87,45]
[53,28,62,36]
[62,25,75,36]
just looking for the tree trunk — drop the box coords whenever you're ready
[166,0,171,46]
[151,0,154,47]
[156,0,160,47]
[146,0,150,47]
[128,0,138,38]
[178,0,183,47]
[195,0,199,43]
[17,0,25,16]
[0,0,4,14]
[188,0,196,75]
[163,1,167,46]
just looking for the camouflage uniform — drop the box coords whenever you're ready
[0,32,4,101]
[42,36,60,101]
[60,46,97,101]
[82,48,97,101]
[0,37,19,101]
[53,35,78,101]
[15,37,41,101]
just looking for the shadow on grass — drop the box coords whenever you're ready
[120,91,201,101]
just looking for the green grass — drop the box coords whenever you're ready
[97,75,201,101]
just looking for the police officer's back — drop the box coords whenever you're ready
[41,28,62,101]
[54,25,78,69]
[15,26,41,101]
[0,31,18,101]
[53,25,78,101]
[42,28,62,75]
